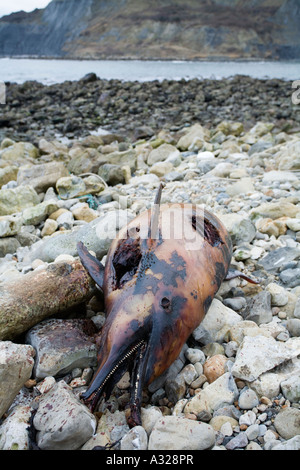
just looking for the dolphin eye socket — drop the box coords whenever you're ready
[161,297,171,310]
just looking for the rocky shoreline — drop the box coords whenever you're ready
[0,76,300,450]
[1,75,300,144]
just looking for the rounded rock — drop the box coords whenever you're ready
[120,426,148,450]
[239,410,256,427]
[148,416,215,450]
[185,347,205,364]
[203,354,228,383]
[238,388,259,410]
[274,407,300,439]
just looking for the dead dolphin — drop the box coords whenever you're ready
[77,183,256,426]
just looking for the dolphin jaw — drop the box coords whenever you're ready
[81,338,148,413]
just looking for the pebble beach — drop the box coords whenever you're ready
[0,74,300,451]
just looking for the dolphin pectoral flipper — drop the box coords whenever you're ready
[225,268,259,284]
[77,241,105,290]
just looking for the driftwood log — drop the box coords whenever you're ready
[0,260,97,341]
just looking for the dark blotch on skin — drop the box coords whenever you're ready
[135,249,187,291]
[169,251,187,281]
[214,262,226,287]
[203,294,213,313]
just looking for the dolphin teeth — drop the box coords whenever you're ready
[93,339,146,397]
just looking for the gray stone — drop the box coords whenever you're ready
[148,416,215,450]
[197,159,216,174]
[0,342,35,418]
[17,161,69,193]
[266,282,289,307]
[129,173,160,186]
[0,405,32,450]
[294,297,300,319]
[21,200,59,225]
[141,407,163,436]
[120,426,148,450]
[177,124,207,151]
[239,410,256,427]
[270,435,300,450]
[0,237,21,257]
[258,247,300,273]
[148,144,180,166]
[98,148,137,172]
[24,209,134,263]
[56,210,74,228]
[249,357,300,399]
[33,380,96,450]
[274,407,300,440]
[192,298,242,345]
[275,140,300,171]
[81,409,129,450]
[225,432,248,450]
[286,319,300,337]
[238,388,259,410]
[245,291,273,325]
[262,170,299,183]
[0,185,40,216]
[56,175,105,199]
[0,166,18,188]
[226,177,255,197]
[250,201,298,220]
[0,142,39,165]
[223,297,247,311]
[279,268,300,288]
[231,335,300,382]
[184,372,238,416]
[165,364,197,403]
[25,318,97,379]
[245,423,260,441]
[0,215,23,237]
[98,163,125,186]
[185,347,205,364]
[217,213,256,245]
[165,373,186,403]
[164,170,184,182]
[281,374,300,402]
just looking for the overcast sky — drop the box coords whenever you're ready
[0,1,51,18]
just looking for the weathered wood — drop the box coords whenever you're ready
[0,260,97,340]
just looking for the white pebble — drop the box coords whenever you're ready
[185,348,205,364]
[245,424,260,440]
[239,410,256,426]
[257,412,267,423]
[54,254,75,263]
[220,422,233,437]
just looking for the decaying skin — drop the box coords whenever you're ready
[77,184,256,426]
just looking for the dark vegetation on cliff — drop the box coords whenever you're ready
[0,0,299,59]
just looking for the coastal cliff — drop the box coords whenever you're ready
[0,0,299,59]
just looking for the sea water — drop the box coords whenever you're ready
[0,58,299,84]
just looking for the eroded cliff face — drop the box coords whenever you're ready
[0,0,94,57]
[0,0,299,60]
